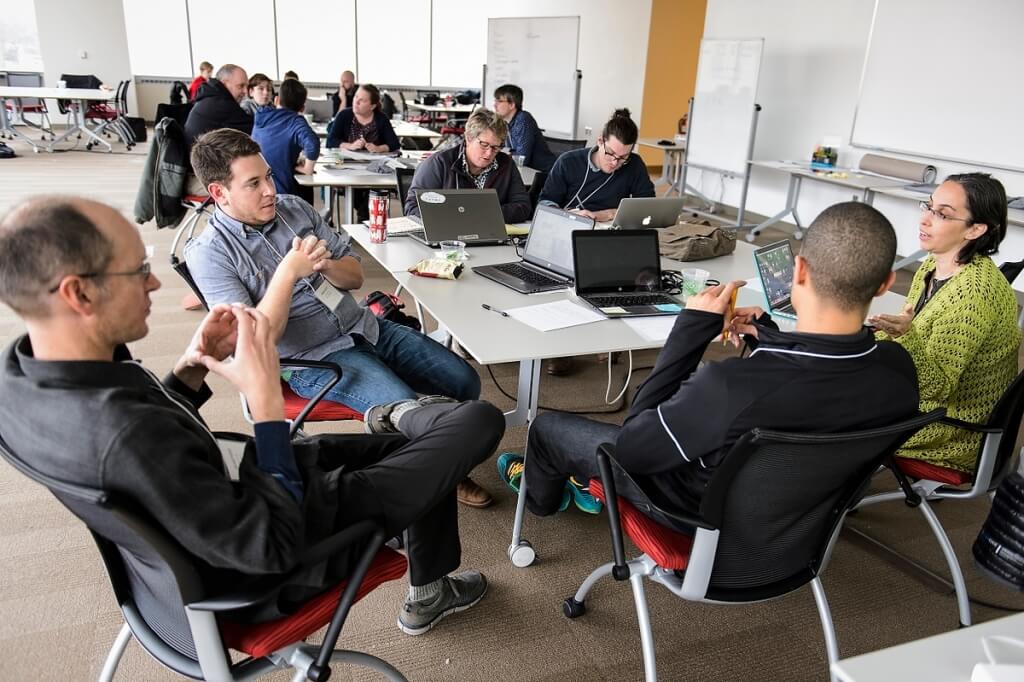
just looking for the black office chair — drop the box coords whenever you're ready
[528,170,549,212]
[569,410,945,682]
[394,166,417,209]
[0,430,409,682]
[542,135,588,158]
[1000,258,1024,286]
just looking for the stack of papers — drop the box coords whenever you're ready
[360,215,424,234]
[506,300,604,332]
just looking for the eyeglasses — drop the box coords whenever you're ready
[48,261,152,293]
[918,201,970,224]
[473,138,502,153]
[602,142,632,166]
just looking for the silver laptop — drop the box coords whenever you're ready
[305,98,334,123]
[473,206,594,293]
[753,240,797,319]
[410,189,509,246]
[612,197,685,229]
[572,229,683,318]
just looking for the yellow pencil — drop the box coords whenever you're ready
[722,287,739,346]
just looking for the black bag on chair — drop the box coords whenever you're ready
[973,471,1024,590]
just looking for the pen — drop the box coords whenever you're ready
[722,287,739,346]
[481,303,509,317]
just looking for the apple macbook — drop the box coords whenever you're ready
[410,189,509,246]
[572,229,683,318]
[753,240,797,319]
[612,197,686,229]
[473,205,594,294]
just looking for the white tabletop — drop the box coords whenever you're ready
[297,166,396,189]
[875,186,1024,228]
[751,160,910,191]
[406,102,475,114]
[312,120,441,139]
[0,86,115,101]
[638,136,686,151]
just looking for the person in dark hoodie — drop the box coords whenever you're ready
[252,78,320,205]
[184,63,253,147]
[497,202,920,525]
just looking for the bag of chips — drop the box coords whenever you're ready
[408,258,463,280]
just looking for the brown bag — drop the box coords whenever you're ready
[657,221,737,261]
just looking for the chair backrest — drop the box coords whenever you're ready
[394,166,417,207]
[528,170,549,211]
[118,79,131,115]
[698,410,945,602]
[543,135,588,158]
[1000,259,1024,285]
[6,71,45,108]
[975,369,1024,490]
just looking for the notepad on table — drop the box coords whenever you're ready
[505,299,604,332]
[360,215,424,235]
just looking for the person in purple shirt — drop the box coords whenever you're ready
[251,78,320,205]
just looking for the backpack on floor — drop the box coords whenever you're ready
[361,291,422,332]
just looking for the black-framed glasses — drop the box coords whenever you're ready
[918,201,970,224]
[474,138,502,153]
[603,142,632,166]
[48,261,152,293]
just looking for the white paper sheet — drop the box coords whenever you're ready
[505,299,605,332]
[622,315,678,342]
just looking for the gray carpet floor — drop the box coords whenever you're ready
[1,130,1023,681]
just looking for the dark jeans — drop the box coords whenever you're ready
[322,400,504,586]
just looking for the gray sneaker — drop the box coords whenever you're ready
[364,395,457,435]
[397,570,488,635]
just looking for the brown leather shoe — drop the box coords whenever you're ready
[457,477,493,508]
[546,356,575,376]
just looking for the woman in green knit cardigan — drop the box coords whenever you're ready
[870,173,1019,474]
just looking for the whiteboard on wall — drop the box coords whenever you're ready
[686,38,763,177]
[484,16,580,138]
[851,0,1024,172]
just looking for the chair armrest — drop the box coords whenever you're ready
[280,359,344,436]
[939,415,1001,434]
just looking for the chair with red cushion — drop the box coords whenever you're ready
[565,411,943,682]
[854,369,1024,627]
[0,430,409,682]
[4,71,53,140]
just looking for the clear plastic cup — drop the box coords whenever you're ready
[680,268,710,300]
[438,240,467,261]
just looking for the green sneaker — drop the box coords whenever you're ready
[568,476,603,514]
[496,452,570,512]
[398,571,488,636]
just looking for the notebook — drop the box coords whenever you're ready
[409,189,509,246]
[473,206,594,294]
[572,229,683,318]
[612,197,686,229]
[753,240,797,319]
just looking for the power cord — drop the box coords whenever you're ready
[486,360,657,415]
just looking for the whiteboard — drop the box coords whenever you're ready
[686,38,764,177]
[851,0,1024,172]
[484,16,580,138]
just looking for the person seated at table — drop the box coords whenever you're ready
[404,108,531,223]
[499,202,919,521]
[184,64,252,147]
[251,78,319,205]
[538,108,655,223]
[240,72,274,117]
[868,173,1020,476]
[326,84,400,153]
[283,70,299,81]
[493,84,556,173]
[188,61,213,101]
[331,70,358,115]
[185,129,493,508]
[0,196,504,634]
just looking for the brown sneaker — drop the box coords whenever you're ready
[457,477,493,508]
[546,356,575,376]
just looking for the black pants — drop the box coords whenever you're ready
[321,400,503,585]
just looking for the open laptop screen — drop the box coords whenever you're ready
[573,229,662,294]
[754,241,795,309]
[522,206,592,278]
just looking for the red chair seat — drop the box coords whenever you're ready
[281,380,363,422]
[590,479,693,570]
[86,104,117,120]
[183,194,209,205]
[894,456,973,486]
[220,547,407,658]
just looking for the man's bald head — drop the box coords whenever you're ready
[216,64,249,102]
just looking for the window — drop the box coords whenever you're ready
[0,1,44,72]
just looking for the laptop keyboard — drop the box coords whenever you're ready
[587,293,679,307]
[493,262,564,286]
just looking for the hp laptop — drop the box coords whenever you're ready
[473,205,595,294]
[304,98,334,123]
[612,197,686,229]
[753,240,797,319]
[572,229,683,318]
[410,189,509,246]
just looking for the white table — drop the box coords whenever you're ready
[405,102,475,114]
[312,120,441,141]
[748,160,909,241]
[0,86,117,153]
[833,612,1024,681]
[638,136,686,196]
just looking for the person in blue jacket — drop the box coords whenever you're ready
[493,84,556,172]
[251,78,320,205]
[326,84,400,152]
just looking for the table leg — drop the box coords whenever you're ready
[654,149,673,193]
[746,174,805,242]
[345,186,355,225]
[894,249,926,271]
[0,97,40,152]
[506,358,542,568]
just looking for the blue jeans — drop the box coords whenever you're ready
[287,318,481,413]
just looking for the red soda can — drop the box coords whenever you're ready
[369,190,389,243]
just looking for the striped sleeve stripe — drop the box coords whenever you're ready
[656,404,690,462]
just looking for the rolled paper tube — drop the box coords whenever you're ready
[859,153,937,183]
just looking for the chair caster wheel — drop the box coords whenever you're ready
[794,231,804,240]
[563,597,586,619]
[745,232,757,242]
[508,540,536,568]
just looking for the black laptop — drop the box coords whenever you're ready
[572,229,683,318]
[473,205,594,293]
[410,189,509,246]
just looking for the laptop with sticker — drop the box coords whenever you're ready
[612,197,686,229]
[753,240,797,319]
[572,229,682,318]
[473,205,594,294]
[410,189,509,246]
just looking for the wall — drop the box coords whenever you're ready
[703,0,1024,264]
[637,0,705,168]
[32,0,137,116]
